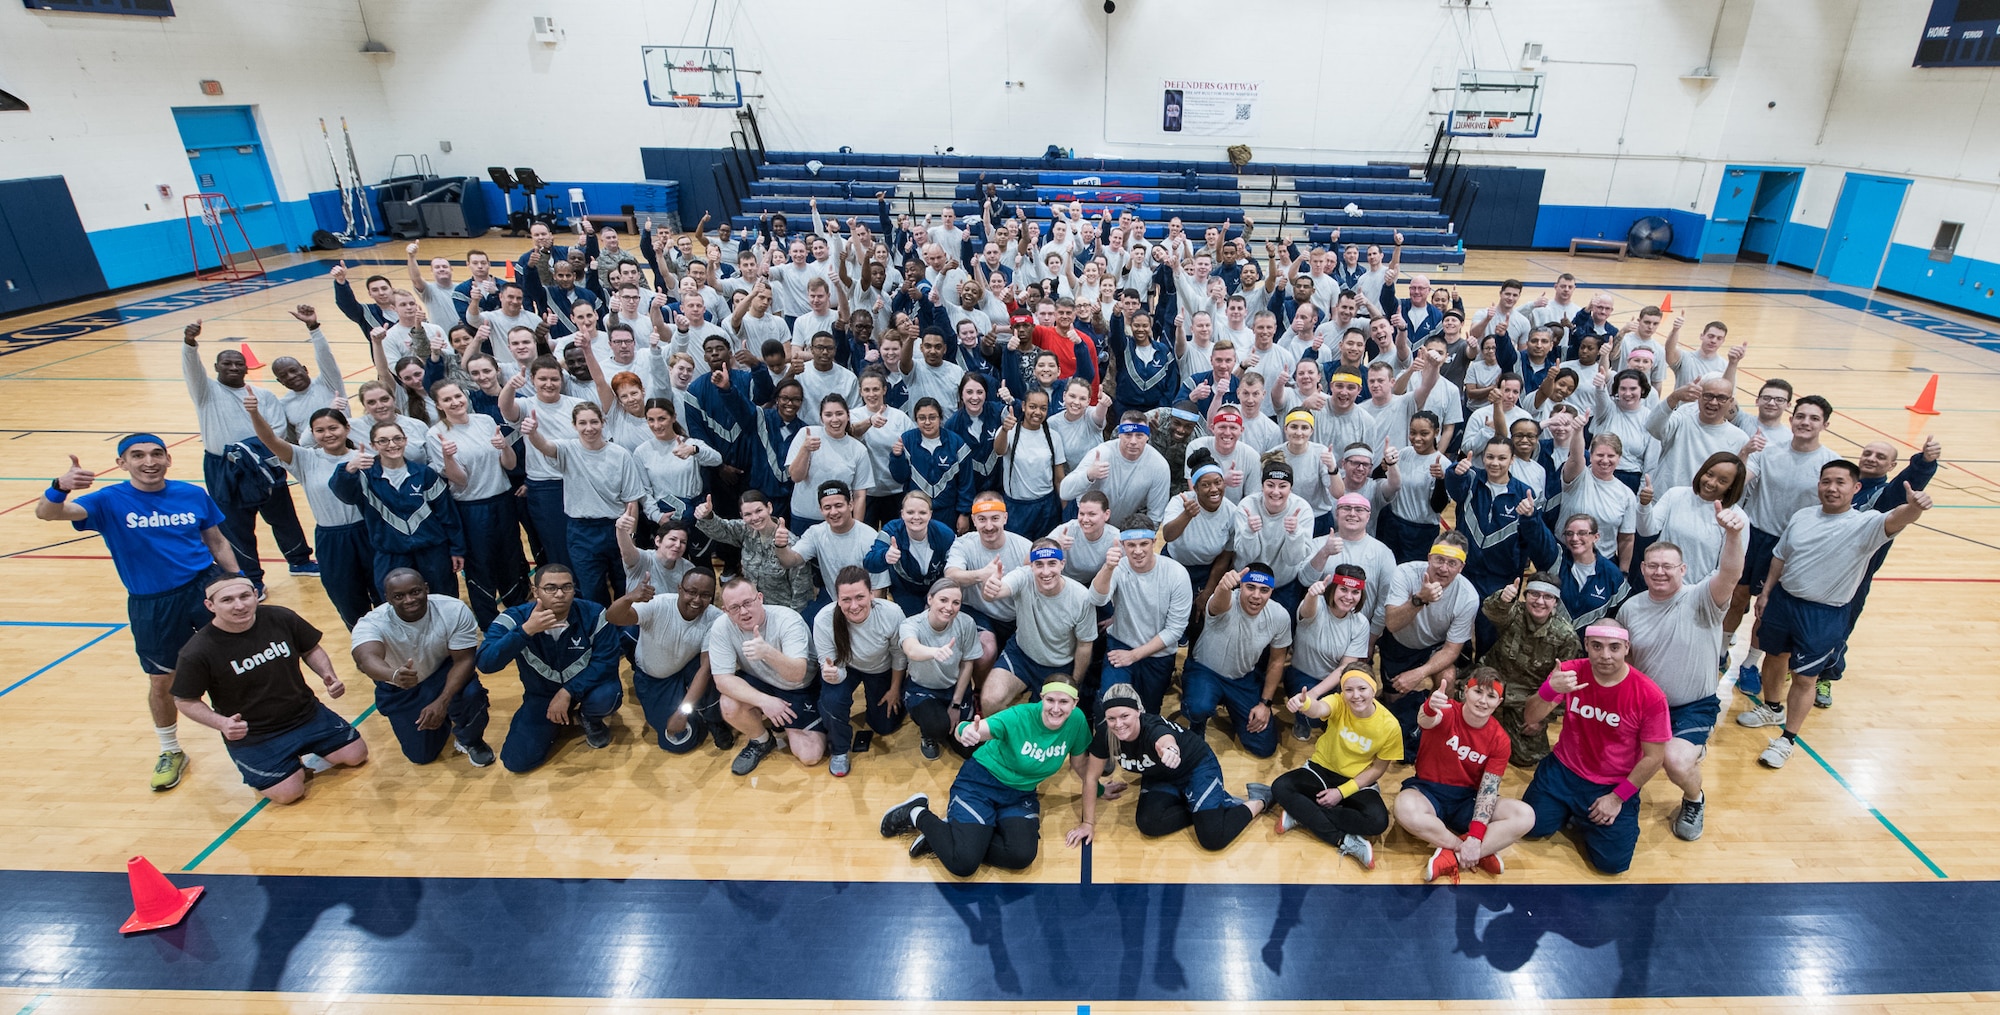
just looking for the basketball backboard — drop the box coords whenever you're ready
[1447,69,1543,138]
[641,45,744,108]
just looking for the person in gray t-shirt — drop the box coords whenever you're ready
[1182,564,1293,759]
[813,566,908,773]
[1617,501,1745,842]
[979,540,1096,715]
[898,580,983,761]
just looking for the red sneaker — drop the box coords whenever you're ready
[1424,847,1460,884]
[1477,851,1505,876]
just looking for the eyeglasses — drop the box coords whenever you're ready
[1522,590,1560,603]
[538,583,576,594]
[1757,395,1791,405]
[1698,393,1733,403]
[373,434,407,445]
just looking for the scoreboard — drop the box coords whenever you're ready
[1917,0,2000,66]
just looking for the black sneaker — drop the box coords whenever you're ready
[581,714,612,749]
[711,722,737,751]
[908,833,933,859]
[731,735,776,775]
[454,738,496,768]
[880,792,929,837]
[920,735,941,760]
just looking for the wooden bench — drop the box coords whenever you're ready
[581,212,639,234]
[1568,237,1628,260]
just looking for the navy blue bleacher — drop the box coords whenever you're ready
[736,150,1462,264]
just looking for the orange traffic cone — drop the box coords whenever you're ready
[238,342,264,370]
[503,260,516,282]
[1658,293,1673,313]
[1906,374,1942,416]
[120,855,203,934]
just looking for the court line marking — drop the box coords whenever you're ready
[1080,841,1092,885]
[12,993,49,1015]
[0,624,128,700]
[181,703,379,872]
[1747,695,1948,879]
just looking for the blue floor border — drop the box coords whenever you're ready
[3,870,1996,1002]
[0,623,127,699]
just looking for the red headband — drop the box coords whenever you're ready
[1331,574,1366,591]
[1211,410,1243,427]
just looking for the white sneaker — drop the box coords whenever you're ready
[1276,809,1297,835]
[300,753,333,773]
[1736,702,1786,728]
[1758,736,1795,769]
[1339,833,1377,870]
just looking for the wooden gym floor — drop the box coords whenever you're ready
[0,241,1996,1012]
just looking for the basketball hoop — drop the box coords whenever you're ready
[679,94,702,107]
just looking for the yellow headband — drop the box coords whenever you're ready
[1330,372,1364,386]
[1339,666,1380,692]
[1284,409,1316,428]
[1429,543,1467,562]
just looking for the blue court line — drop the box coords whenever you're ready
[1796,738,1948,879]
[1746,694,1948,879]
[5,870,1999,1001]
[12,993,49,1015]
[0,620,125,629]
[0,624,127,700]
[180,703,379,872]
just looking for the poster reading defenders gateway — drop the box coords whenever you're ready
[1160,79,1261,136]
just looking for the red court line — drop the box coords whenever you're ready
[1869,577,2000,583]
[0,435,203,516]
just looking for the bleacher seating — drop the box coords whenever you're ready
[730,150,1464,267]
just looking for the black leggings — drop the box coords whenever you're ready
[915,810,1040,878]
[1271,761,1390,846]
[1134,788,1256,852]
[908,696,975,759]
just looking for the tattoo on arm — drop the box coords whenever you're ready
[1473,771,1501,825]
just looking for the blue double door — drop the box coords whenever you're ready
[172,106,287,255]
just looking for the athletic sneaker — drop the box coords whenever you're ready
[879,792,929,837]
[1339,834,1377,871]
[908,833,933,859]
[289,561,321,575]
[454,738,496,768]
[1292,716,1314,742]
[1673,797,1705,841]
[1245,782,1273,809]
[1736,702,1786,728]
[150,750,187,791]
[731,735,776,776]
[1815,680,1833,709]
[255,584,268,603]
[829,753,851,777]
[581,714,612,749]
[1276,809,1297,834]
[1718,651,1730,674]
[1476,852,1504,876]
[1424,847,1459,883]
[919,736,941,761]
[1734,661,1762,696]
[711,723,737,751]
[1758,736,1795,769]
[300,753,333,773]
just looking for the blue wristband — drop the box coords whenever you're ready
[44,484,68,504]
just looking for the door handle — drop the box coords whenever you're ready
[241,202,274,211]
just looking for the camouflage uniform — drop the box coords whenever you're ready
[1479,590,1580,767]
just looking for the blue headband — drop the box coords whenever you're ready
[1116,421,1150,436]
[1169,407,1200,423]
[1119,528,1155,542]
[117,433,166,456]
[1028,546,1065,563]
[1189,463,1224,484]
[1240,570,1276,588]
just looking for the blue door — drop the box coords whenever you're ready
[172,107,287,254]
[1740,171,1802,263]
[1700,168,1760,262]
[1817,174,1909,289]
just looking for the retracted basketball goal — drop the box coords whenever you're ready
[183,193,267,282]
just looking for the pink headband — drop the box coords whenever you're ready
[1584,624,1629,642]
[1336,493,1371,508]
